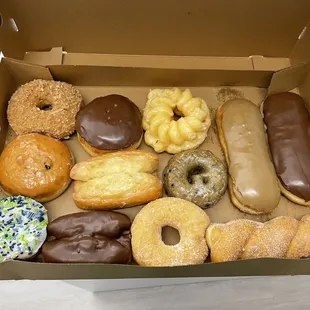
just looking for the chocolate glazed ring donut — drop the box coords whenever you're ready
[163,150,227,208]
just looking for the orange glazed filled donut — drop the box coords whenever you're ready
[131,197,210,266]
[7,79,83,139]
[0,134,74,202]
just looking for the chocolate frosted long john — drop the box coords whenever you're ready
[48,211,131,239]
[263,92,310,204]
[42,211,132,264]
[42,235,132,264]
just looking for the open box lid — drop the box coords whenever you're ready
[0,0,310,63]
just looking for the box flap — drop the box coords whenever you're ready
[3,58,53,86]
[1,258,310,280]
[0,60,15,151]
[290,22,310,65]
[25,50,254,70]
[48,65,273,88]
[1,1,310,59]
[268,61,310,95]
[24,47,63,66]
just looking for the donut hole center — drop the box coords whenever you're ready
[44,162,52,170]
[202,176,209,184]
[161,226,180,246]
[173,107,183,121]
[37,101,53,111]
[187,166,205,184]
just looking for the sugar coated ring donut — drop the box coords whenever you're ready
[142,88,211,154]
[0,196,48,262]
[131,197,210,266]
[7,79,83,139]
[163,150,227,208]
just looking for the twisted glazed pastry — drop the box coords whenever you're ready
[143,88,211,154]
[206,215,310,262]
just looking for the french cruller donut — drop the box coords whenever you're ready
[7,79,83,139]
[142,88,211,154]
[131,197,210,266]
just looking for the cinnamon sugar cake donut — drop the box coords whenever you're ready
[7,79,83,139]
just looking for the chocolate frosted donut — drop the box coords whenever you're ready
[163,150,227,208]
[42,235,132,264]
[47,211,131,239]
[76,95,143,156]
[42,211,132,264]
[263,92,310,206]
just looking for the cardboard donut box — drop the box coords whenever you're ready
[1,1,310,280]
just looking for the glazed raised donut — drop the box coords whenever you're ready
[0,133,74,202]
[131,197,210,266]
[142,88,211,154]
[163,150,227,208]
[8,79,83,139]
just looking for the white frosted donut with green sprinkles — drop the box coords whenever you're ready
[0,196,48,262]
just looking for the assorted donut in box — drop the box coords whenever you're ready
[2,71,310,268]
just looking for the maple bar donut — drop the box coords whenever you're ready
[216,98,280,214]
[163,150,227,208]
[0,133,74,202]
[263,92,310,206]
[131,197,210,266]
[76,95,143,156]
[142,88,211,154]
[7,79,83,139]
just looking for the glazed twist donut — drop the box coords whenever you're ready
[143,88,211,154]
[206,215,310,262]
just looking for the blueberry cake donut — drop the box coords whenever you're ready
[163,150,227,208]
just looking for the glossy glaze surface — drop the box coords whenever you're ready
[263,92,310,201]
[76,95,142,150]
[221,99,280,213]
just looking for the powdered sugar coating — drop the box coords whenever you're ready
[131,197,210,266]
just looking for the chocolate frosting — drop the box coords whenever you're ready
[42,211,132,264]
[42,235,132,264]
[47,211,131,239]
[76,95,142,150]
[263,92,310,201]
[221,99,280,213]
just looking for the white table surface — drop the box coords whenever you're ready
[1,277,310,309]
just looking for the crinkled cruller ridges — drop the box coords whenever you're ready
[142,88,211,154]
